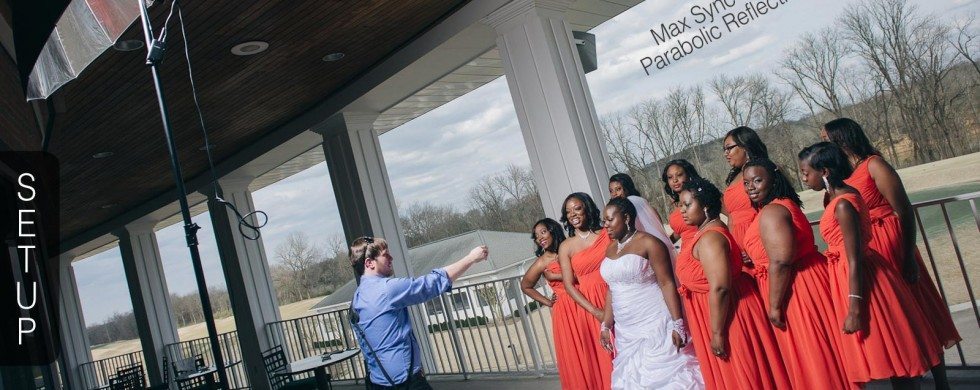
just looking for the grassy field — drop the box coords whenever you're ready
[90,152,980,361]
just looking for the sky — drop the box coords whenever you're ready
[72,0,977,326]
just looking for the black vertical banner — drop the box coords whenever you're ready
[0,152,60,365]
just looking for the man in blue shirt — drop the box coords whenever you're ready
[349,236,488,389]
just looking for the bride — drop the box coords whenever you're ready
[599,197,704,389]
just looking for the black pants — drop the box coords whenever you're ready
[366,371,432,390]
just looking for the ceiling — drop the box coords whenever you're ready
[1,0,468,243]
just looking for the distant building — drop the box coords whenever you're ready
[309,230,540,320]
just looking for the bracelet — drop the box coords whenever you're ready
[600,322,610,332]
[848,294,863,300]
[671,318,687,341]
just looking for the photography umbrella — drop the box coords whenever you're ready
[18,0,142,100]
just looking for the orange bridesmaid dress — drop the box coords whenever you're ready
[845,155,961,349]
[676,225,790,390]
[820,193,940,383]
[743,198,850,389]
[668,208,697,246]
[722,181,757,248]
[548,231,613,390]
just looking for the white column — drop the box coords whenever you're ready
[312,111,438,369]
[484,0,614,218]
[208,176,281,390]
[56,254,94,390]
[115,220,179,387]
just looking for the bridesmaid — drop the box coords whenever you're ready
[661,159,704,245]
[674,178,790,390]
[555,193,613,390]
[741,158,851,389]
[799,142,940,388]
[823,118,959,387]
[720,127,769,254]
[520,218,565,308]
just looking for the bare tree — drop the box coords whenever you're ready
[709,74,766,127]
[841,0,964,162]
[951,14,980,77]
[779,27,859,118]
[275,232,323,300]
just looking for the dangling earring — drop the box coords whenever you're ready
[822,175,831,190]
[703,207,709,221]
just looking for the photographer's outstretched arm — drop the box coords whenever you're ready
[442,246,489,282]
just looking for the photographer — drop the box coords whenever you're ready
[349,236,488,389]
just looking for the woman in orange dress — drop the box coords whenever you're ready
[741,158,851,389]
[823,118,959,387]
[720,127,769,252]
[661,159,703,246]
[800,142,940,388]
[554,192,613,389]
[674,178,790,390]
[520,218,566,307]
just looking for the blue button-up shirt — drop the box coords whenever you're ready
[352,269,452,385]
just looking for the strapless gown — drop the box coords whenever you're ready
[600,253,704,389]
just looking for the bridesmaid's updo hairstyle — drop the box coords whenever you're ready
[661,159,703,202]
[681,178,722,220]
[560,192,603,237]
[609,173,643,198]
[724,126,770,185]
[530,218,566,257]
[743,158,802,208]
[798,142,853,188]
[823,118,880,160]
[606,197,638,233]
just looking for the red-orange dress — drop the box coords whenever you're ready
[548,231,613,390]
[845,155,961,348]
[668,208,697,246]
[722,180,757,249]
[743,198,851,389]
[820,193,940,383]
[676,225,790,390]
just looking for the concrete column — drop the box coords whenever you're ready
[115,221,179,387]
[484,0,614,218]
[312,111,438,369]
[208,176,281,390]
[56,254,94,390]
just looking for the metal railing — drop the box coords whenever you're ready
[266,307,365,382]
[164,330,249,388]
[77,351,144,389]
[267,275,558,383]
[809,190,979,369]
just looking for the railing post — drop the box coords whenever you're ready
[442,294,469,379]
[509,277,544,374]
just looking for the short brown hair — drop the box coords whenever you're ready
[349,236,388,277]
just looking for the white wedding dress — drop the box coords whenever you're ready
[600,253,704,390]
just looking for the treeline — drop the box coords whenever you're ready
[399,164,545,247]
[602,0,979,217]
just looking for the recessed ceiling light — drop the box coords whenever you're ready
[100,203,116,209]
[113,39,144,52]
[231,41,269,56]
[322,52,345,62]
[92,152,114,159]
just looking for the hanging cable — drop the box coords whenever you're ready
[168,0,268,240]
